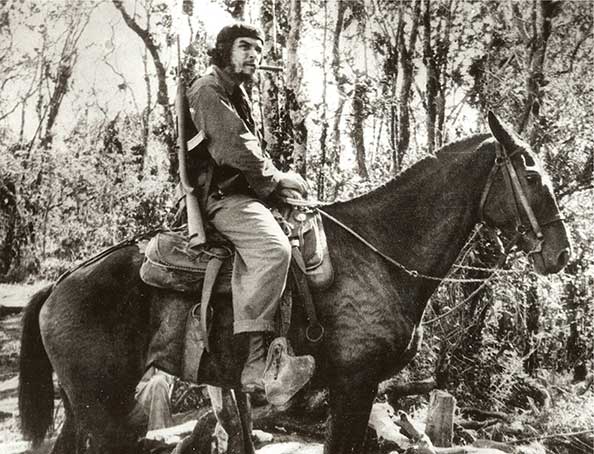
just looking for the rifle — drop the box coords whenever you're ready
[176,37,207,247]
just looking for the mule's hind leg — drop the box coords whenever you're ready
[72,400,143,454]
[234,389,255,454]
[49,389,76,454]
[326,381,378,454]
[207,385,255,453]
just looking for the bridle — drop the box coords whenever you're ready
[478,143,563,253]
[291,141,564,281]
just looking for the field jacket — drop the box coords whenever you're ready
[186,66,282,200]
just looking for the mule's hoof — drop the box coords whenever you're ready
[262,337,315,406]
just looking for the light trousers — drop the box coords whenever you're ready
[206,193,291,333]
[129,366,174,431]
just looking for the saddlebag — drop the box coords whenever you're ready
[139,231,232,293]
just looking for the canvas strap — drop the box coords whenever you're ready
[200,256,225,352]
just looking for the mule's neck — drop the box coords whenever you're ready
[325,135,494,321]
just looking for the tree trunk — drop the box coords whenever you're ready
[141,40,151,177]
[332,0,348,171]
[38,5,92,149]
[259,0,282,161]
[421,0,456,152]
[423,0,437,154]
[388,5,403,172]
[516,0,559,141]
[524,278,540,375]
[563,259,583,370]
[40,59,74,149]
[397,0,421,171]
[351,79,368,179]
[435,0,455,148]
[285,0,307,177]
[317,0,329,200]
[112,0,176,179]
[0,179,18,276]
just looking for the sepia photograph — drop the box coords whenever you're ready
[0,0,592,453]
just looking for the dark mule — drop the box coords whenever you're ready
[19,113,571,454]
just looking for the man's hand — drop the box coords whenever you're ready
[278,171,308,196]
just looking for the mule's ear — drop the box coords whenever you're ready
[488,111,516,150]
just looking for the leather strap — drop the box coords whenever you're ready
[200,256,224,352]
[479,143,553,241]
[290,246,324,343]
[501,147,544,239]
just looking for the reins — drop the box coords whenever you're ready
[317,209,490,283]
[422,230,522,326]
[288,140,553,285]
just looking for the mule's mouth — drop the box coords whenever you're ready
[530,248,570,275]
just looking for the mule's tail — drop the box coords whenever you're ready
[18,284,54,446]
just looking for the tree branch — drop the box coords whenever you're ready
[112,0,170,108]
[554,22,593,76]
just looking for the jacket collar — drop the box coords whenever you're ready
[212,65,239,95]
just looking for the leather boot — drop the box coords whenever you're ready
[240,333,266,392]
[263,337,315,407]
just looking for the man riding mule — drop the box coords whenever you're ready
[19,57,571,454]
[183,23,310,393]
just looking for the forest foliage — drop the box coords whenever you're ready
[1,0,592,433]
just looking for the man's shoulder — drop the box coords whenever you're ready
[188,71,224,98]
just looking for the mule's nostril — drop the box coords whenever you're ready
[557,249,570,269]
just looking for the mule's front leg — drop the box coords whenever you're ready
[325,380,377,454]
[207,386,255,454]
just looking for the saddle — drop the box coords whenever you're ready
[139,203,333,404]
[140,204,333,293]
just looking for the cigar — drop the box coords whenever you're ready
[258,65,284,72]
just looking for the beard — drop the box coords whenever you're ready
[236,71,255,84]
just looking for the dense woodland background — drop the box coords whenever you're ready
[0,0,592,451]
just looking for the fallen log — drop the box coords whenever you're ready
[366,403,515,454]
[458,408,509,422]
[456,419,500,430]
[379,377,437,398]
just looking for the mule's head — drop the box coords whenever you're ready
[480,112,571,275]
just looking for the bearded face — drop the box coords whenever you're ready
[227,37,262,83]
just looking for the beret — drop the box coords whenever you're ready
[216,23,264,47]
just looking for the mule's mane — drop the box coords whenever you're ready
[342,134,492,205]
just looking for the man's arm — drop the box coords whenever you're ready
[188,83,282,199]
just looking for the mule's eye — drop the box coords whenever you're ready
[525,173,540,184]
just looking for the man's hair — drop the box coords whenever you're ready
[208,23,264,68]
